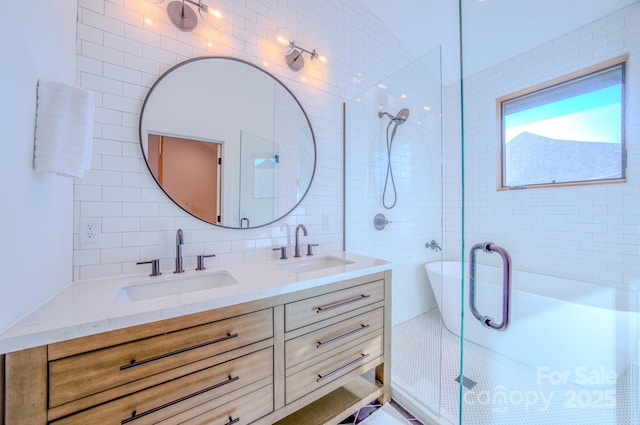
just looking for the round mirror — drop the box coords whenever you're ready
[139,57,316,229]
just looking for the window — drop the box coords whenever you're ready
[498,58,627,189]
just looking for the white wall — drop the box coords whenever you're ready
[0,0,77,333]
[73,0,415,280]
[444,2,640,290]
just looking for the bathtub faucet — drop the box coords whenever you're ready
[426,240,441,251]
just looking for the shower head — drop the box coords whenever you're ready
[378,108,410,125]
[394,108,410,124]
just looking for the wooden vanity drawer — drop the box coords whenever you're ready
[49,309,273,408]
[285,334,383,404]
[159,383,273,425]
[50,347,273,425]
[285,307,383,369]
[284,280,384,332]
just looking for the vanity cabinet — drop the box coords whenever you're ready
[49,309,274,415]
[48,309,274,425]
[283,281,385,404]
[2,270,391,425]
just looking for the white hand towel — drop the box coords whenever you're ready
[33,79,95,178]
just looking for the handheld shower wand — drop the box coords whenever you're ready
[378,108,410,209]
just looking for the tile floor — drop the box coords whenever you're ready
[392,308,639,425]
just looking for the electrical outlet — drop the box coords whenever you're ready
[80,219,101,244]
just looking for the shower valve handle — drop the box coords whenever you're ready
[373,213,392,230]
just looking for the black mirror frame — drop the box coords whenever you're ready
[138,56,317,229]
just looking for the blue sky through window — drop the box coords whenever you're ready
[504,85,622,144]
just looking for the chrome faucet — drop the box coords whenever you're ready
[426,240,442,252]
[294,224,307,257]
[175,229,184,273]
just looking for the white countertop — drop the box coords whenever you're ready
[0,251,390,354]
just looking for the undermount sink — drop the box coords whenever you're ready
[116,270,238,302]
[276,255,355,273]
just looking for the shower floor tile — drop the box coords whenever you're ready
[392,309,639,425]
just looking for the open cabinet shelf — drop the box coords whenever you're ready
[275,374,383,425]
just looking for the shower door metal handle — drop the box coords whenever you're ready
[469,242,511,331]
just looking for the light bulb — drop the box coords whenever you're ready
[199,1,226,29]
[315,54,328,64]
[274,26,294,53]
[209,8,222,18]
[309,47,328,68]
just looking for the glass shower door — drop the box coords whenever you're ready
[458,0,640,424]
[344,47,445,421]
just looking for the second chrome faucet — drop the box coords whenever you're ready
[140,229,215,275]
[294,224,307,257]
[175,229,184,273]
[274,224,317,259]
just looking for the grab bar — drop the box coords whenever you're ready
[469,242,511,331]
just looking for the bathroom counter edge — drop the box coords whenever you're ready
[0,251,390,354]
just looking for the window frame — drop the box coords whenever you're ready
[496,55,628,191]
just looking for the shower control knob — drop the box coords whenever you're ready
[374,213,392,231]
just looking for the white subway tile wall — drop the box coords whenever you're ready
[73,0,415,280]
[74,0,640,294]
[344,51,444,325]
[444,2,640,290]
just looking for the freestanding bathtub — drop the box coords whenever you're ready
[425,261,635,387]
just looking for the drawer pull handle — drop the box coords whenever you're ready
[316,353,370,383]
[121,375,239,424]
[316,294,370,313]
[316,324,370,348]
[120,333,239,371]
[224,416,240,425]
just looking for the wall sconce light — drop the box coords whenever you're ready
[276,34,327,72]
[162,0,224,32]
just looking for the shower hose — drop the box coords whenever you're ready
[383,120,398,209]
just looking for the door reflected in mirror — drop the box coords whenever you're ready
[139,57,316,228]
[147,134,222,224]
